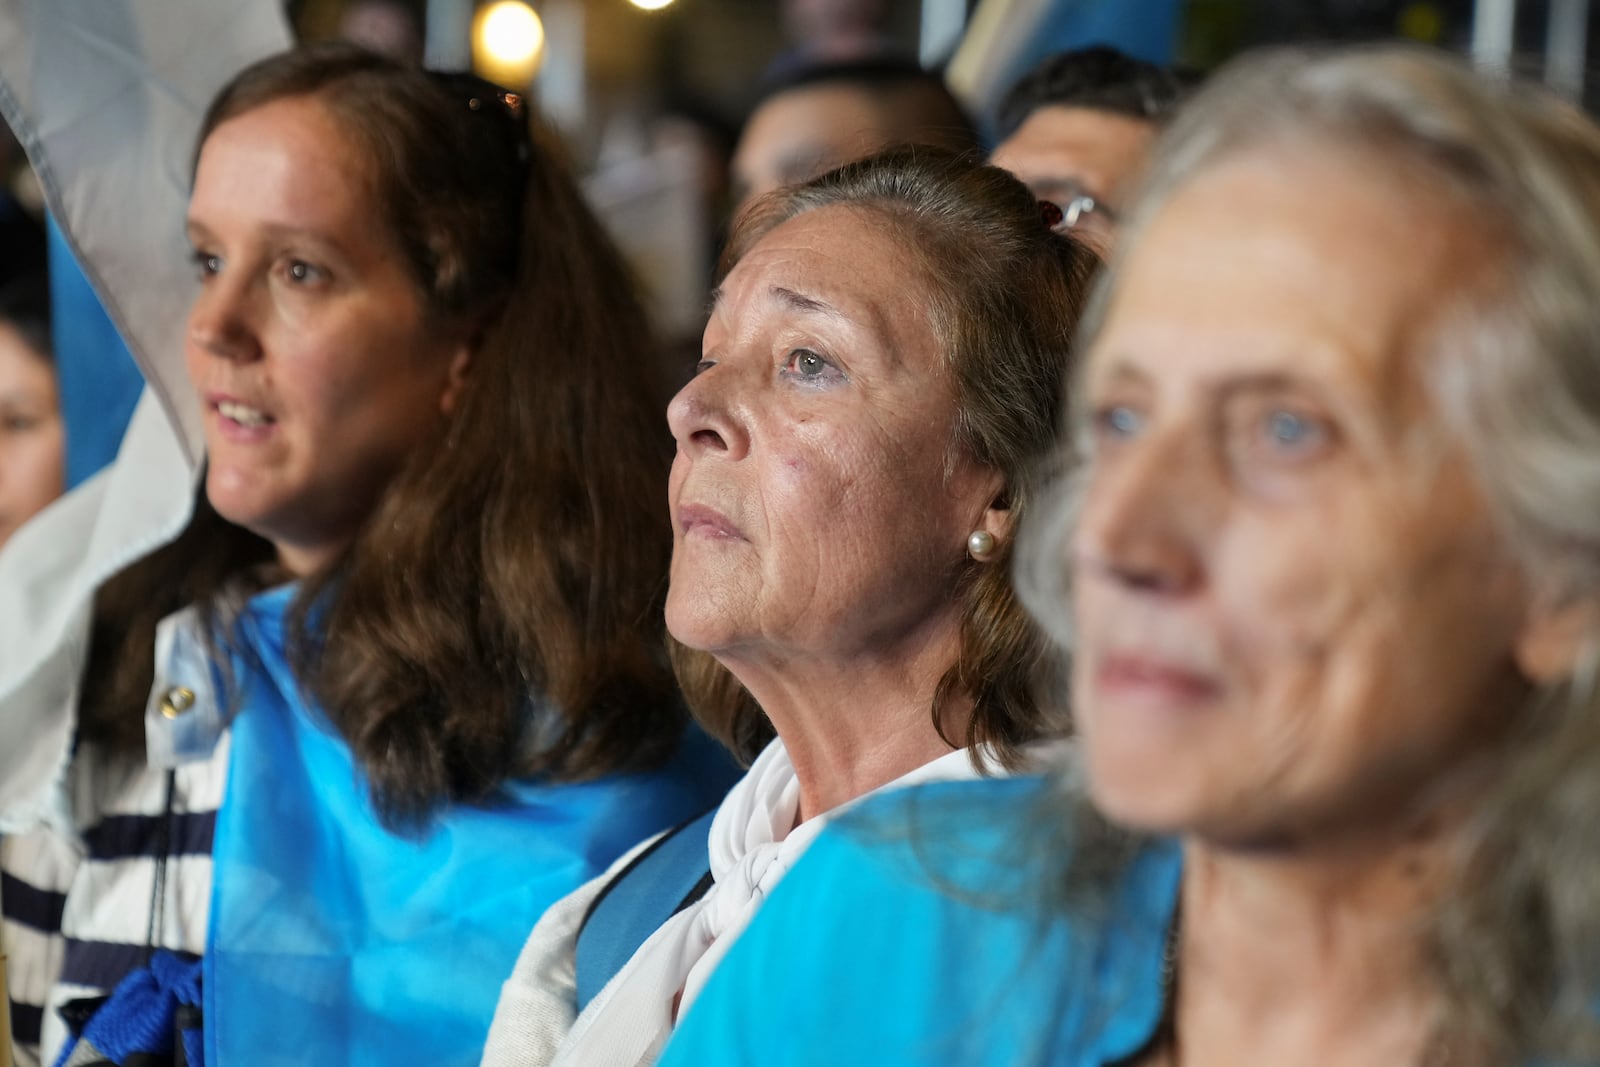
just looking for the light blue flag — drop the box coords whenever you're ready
[207,585,741,1066]
[47,215,143,489]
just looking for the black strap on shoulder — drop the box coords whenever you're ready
[574,805,718,1012]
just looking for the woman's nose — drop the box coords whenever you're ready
[186,274,261,364]
[667,362,751,461]
[1073,430,1214,595]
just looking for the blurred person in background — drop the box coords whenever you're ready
[654,99,740,233]
[0,43,736,1067]
[990,45,1189,252]
[336,0,424,65]
[481,147,1097,1067]
[730,58,977,214]
[642,100,741,393]
[655,45,1600,1067]
[767,0,900,80]
[0,275,61,550]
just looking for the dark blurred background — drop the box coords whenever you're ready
[278,0,1589,151]
[249,0,1588,339]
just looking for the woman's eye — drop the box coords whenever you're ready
[1093,404,1144,441]
[1223,400,1338,481]
[284,259,325,285]
[0,413,38,433]
[782,348,842,383]
[191,250,221,279]
[790,350,826,376]
[1260,408,1330,454]
[694,358,715,377]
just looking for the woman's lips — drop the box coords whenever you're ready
[206,392,277,445]
[1095,653,1224,707]
[677,503,745,541]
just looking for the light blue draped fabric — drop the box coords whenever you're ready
[657,775,1182,1067]
[207,585,740,1067]
[47,215,143,489]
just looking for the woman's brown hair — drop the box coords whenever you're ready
[673,145,1099,767]
[80,43,682,826]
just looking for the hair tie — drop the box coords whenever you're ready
[1039,199,1065,231]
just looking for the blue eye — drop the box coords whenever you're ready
[1095,404,1143,439]
[1263,409,1326,451]
[782,348,843,384]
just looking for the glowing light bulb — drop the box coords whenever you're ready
[629,0,676,10]
[474,0,545,84]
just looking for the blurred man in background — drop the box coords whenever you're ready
[990,45,1189,250]
[767,0,900,79]
[732,58,977,213]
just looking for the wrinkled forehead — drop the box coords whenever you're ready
[1088,143,1506,407]
[718,205,937,326]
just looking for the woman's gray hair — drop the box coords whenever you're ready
[1017,44,1600,1062]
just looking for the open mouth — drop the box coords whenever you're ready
[217,400,274,429]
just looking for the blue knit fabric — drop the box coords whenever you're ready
[51,950,203,1067]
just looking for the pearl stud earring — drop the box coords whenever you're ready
[967,530,996,561]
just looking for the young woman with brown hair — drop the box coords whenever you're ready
[0,43,736,1067]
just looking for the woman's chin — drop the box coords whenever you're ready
[1083,750,1208,837]
[1088,793,1188,837]
[664,604,733,654]
[205,484,262,533]
[203,475,295,554]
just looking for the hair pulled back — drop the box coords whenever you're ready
[675,145,1099,766]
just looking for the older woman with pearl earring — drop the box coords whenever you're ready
[482,146,1099,1066]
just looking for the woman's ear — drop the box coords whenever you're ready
[439,344,473,417]
[964,482,1014,569]
[978,486,1014,542]
[1514,591,1599,685]
[440,302,504,416]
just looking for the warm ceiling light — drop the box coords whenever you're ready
[629,0,676,10]
[474,0,545,84]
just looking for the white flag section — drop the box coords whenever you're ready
[0,2,289,829]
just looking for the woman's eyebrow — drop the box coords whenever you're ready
[705,284,850,323]
[768,286,847,322]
